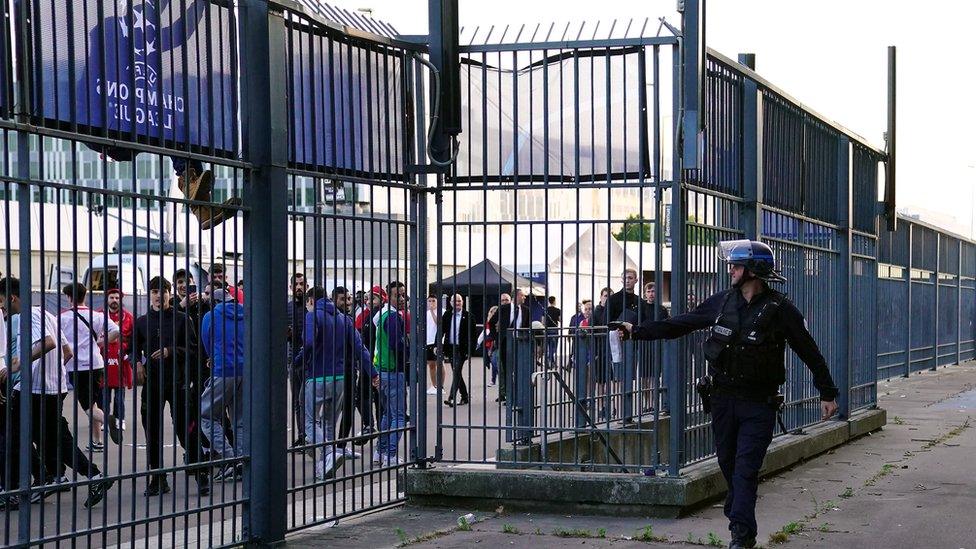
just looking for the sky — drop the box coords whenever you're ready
[329,0,976,237]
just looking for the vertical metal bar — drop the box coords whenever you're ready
[14,0,33,538]
[933,232,940,370]
[407,56,428,467]
[680,0,703,169]
[905,223,912,377]
[834,137,851,418]
[667,43,686,476]
[958,239,963,365]
[240,1,288,544]
[740,76,762,240]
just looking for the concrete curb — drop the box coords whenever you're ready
[405,408,886,517]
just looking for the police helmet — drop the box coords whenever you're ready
[718,239,787,283]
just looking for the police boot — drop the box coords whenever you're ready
[729,524,756,549]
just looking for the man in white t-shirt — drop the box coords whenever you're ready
[0,277,113,510]
[60,283,120,450]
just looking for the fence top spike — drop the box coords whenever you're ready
[497,24,511,45]
[575,21,586,41]
[559,21,571,42]
[514,23,526,44]
[482,25,496,46]
[543,21,556,43]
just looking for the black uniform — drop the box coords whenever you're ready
[631,286,837,543]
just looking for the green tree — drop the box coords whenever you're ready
[614,215,655,243]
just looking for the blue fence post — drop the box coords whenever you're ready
[958,239,963,365]
[240,1,288,544]
[905,223,913,377]
[933,232,940,370]
[834,137,852,418]
[14,0,33,537]
[739,68,762,240]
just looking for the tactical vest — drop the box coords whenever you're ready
[702,289,786,386]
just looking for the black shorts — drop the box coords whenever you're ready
[425,344,437,362]
[69,369,105,411]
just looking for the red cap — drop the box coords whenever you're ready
[370,285,388,301]
[106,288,124,298]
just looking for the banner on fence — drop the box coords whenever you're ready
[34,0,236,152]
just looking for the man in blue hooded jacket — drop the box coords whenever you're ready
[302,294,379,480]
[200,289,246,483]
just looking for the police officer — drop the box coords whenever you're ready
[618,240,839,549]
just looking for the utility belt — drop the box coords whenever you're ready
[696,376,789,433]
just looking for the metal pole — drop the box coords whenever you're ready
[240,1,288,544]
[737,52,756,71]
[741,76,762,240]
[884,46,896,231]
[668,0,699,470]
[958,239,963,365]
[905,223,912,377]
[409,55,430,466]
[933,232,940,370]
[14,0,33,537]
[834,137,852,418]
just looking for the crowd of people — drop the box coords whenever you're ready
[0,262,684,510]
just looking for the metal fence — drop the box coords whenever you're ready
[0,1,974,547]
[877,216,976,380]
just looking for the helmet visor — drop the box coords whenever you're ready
[717,239,754,262]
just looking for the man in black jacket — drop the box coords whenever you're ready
[441,294,472,407]
[172,269,213,456]
[286,272,307,447]
[618,240,838,549]
[134,276,207,497]
[544,296,561,368]
[489,290,530,403]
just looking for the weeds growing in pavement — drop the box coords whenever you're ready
[635,525,668,542]
[864,463,895,486]
[552,528,602,538]
[922,418,971,449]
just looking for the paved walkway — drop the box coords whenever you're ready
[289,361,976,548]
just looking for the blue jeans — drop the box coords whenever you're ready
[545,329,558,366]
[377,371,406,458]
[711,393,777,539]
[110,387,126,421]
[200,376,246,459]
[304,378,344,465]
[489,349,498,384]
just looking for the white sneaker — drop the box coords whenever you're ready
[426,386,438,395]
[371,450,382,465]
[318,452,339,481]
[382,455,403,466]
[339,448,362,459]
[487,381,496,387]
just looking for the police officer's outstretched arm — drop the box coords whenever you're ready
[622,291,724,341]
[779,301,840,419]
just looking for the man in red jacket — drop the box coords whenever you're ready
[98,288,133,441]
